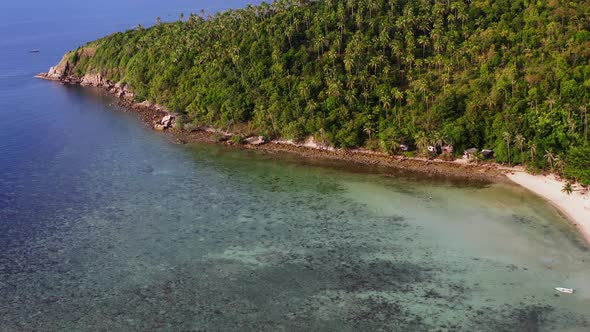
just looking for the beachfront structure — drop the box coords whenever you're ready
[442,145,454,154]
[463,148,478,159]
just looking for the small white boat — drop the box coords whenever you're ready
[555,287,574,294]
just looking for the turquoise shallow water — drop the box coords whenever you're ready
[1,1,590,330]
[2,86,590,331]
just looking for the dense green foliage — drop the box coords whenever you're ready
[565,146,590,185]
[65,0,589,181]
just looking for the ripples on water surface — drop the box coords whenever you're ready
[1,1,590,330]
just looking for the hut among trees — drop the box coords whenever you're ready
[442,145,454,155]
[463,148,478,160]
[482,149,494,159]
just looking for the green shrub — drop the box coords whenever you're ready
[231,134,244,145]
[212,132,227,142]
[564,146,590,185]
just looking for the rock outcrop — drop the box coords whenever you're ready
[154,114,176,131]
[245,136,266,146]
[35,51,73,81]
[80,73,103,86]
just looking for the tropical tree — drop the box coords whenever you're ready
[561,182,573,195]
[554,155,566,176]
[59,0,590,163]
[529,143,537,163]
[414,132,429,154]
[363,122,374,140]
[514,134,525,163]
[544,149,556,171]
[502,132,512,166]
[580,105,588,143]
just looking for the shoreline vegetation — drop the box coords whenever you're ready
[35,0,589,241]
[36,70,507,182]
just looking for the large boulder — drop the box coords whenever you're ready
[81,73,104,87]
[161,115,174,127]
[46,66,64,80]
[137,100,154,108]
[153,114,176,131]
[245,136,266,146]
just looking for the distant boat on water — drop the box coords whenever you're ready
[555,287,574,294]
[29,49,40,53]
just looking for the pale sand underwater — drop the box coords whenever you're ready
[507,172,590,244]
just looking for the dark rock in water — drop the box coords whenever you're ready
[141,165,154,174]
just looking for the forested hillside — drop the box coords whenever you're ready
[61,0,589,182]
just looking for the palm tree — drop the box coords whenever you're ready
[554,155,566,176]
[529,143,537,163]
[514,134,525,163]
[305,100,318,117]
[502,131,512,166]
[414,132,429,154]
[580,105,588,143]
[380,95,392,114]
[544,149,556,171]
[417,35,429,58]
[391,88,404,126]
[562,182,573,195]
[432,132,444,147]
[546,98,556,111]
[343,57,354,74]
[381,137,400,155]
[363,123,374,141]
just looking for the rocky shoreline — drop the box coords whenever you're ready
[35,70,506,182]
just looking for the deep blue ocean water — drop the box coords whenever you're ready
[1,1,590,331]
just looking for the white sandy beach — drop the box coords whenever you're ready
[507,172,590,243]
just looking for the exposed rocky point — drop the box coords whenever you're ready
[154,114,175,131]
